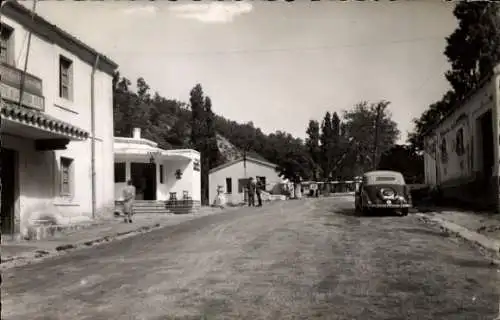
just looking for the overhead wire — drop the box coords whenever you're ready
[113,34,448,56]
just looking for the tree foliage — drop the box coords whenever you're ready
[112,73,316,195]
[377,144,424,184]
[305,120,321,179]
[342,101,400,175]
[409,2,500,151]
[304,101,399,181]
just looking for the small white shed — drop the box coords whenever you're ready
[208,156,286,205]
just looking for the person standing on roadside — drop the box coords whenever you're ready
[256,177,263,207]
[122,180,136,223]
[247,177,256,207]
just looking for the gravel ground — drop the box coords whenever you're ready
[2,197,499,320]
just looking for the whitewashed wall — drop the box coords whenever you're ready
[209,160,284,205]
[424,73,500,187]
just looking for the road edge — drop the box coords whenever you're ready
[415,212,500,266]
[0,221,166,270]
[0,204,252,270]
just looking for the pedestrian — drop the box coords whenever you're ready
[122,179,136,223]
[256,177,263,207]
[247,177,256,207]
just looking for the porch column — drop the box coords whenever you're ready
[125,160,131,182]
[155,161,161,200]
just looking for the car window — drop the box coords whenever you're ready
[375,176,397,182]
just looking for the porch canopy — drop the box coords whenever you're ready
[113,129,201,202]
[1,102,89,149]
[113,137,196,162]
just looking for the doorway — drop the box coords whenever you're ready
[478,110,494,186]
[1,148,18,236]
[130,162,157,200]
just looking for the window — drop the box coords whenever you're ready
[257,176,267,190]
[455,128,465,156]
[375,176,396,182]
[159,165,164,184]
[238,178,249,193]
[114,162,126,183]
[0,24,13,64]
[60,157,74,196]
[59,55,73,100]
[226,178,232,194]
[440,138,448,163]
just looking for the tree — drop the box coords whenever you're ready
[136,77,151,103]
[377,144,424,184]
[305,120,321,179]
[409,2,500,151]
[330,112,342,178]
[320,112,334,180]
[445,2,500,100]
[342,101,400,175]
[408,90,456,152]
[189,84,205,151]
[274,135,315,197]
[199,95,223,204]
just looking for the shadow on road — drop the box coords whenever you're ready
[334,207,403,218]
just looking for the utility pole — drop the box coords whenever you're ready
[372,103,384,170]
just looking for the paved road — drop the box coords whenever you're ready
[3,197,499,320]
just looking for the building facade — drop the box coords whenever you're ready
[1,1,118,239]
[114,128,201,205]
[208,156,286,205]
[423,64,500,212]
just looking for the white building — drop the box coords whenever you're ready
[1,1,118,239]
[208,156,287,205]
[423,63,500,212]
[114,128,201,213]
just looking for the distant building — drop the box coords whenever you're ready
[1,1,118,239]
[208,156,286,205]
[422,63,500,212]
[114,128,201,214]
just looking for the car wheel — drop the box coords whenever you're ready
[401,208,409,216]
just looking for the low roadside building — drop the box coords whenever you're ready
[208,156,287,205]
[422,64,500,212]
[1,1,118,240]
[114,128,201,214]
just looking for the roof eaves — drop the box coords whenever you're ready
[422,72,494,138]
[3,1,118,73]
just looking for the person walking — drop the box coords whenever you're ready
[122,180,136,223]
[247,177,256,207]
[255,177,263,207]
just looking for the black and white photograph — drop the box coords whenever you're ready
[1,0,500,319]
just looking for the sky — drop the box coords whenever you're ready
[24,0,457,143]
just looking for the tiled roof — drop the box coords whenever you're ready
[1,102,89,140]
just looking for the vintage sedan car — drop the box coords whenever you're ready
[354,170,412,215]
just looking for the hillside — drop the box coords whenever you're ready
[113,76,307,174]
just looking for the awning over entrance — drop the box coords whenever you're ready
[114,146,195,161]
[1,101,89,141]
[114,135,199,162]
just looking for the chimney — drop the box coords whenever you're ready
[132,127,141,139]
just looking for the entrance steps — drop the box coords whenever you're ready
[117,200,202,215]
[133,201,172,215]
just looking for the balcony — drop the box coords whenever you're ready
[1,62,88,144]
[0,62,45,112]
